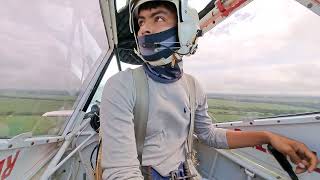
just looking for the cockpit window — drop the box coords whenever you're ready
[0,0,108,138]
[189,0,212,12]
[184,0,320,123]
[116,0,128,12]
[87,57,140,112]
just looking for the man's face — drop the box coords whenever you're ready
[137,6,177,37]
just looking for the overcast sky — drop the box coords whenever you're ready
[0,0,107,91]
[0,0,319,96]
[185,0,320,95]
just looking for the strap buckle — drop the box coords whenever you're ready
[169,169,197,180]
[170,171,197,180]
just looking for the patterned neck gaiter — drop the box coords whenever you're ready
[143,61,183,84]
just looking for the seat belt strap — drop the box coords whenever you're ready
[132,66,149,164]
[184,74,197,155]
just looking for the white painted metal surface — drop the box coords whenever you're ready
[196,113,320,180]
[200,0,254,33]
[0,144,59,180]
[42,111,74,117]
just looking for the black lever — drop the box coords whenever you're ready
[85,104,100,132]
[267,144,299,180]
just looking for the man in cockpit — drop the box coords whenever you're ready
[100,0,319,179]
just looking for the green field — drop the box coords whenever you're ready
[0,92,75,138]
[207,94,320,123]
[1,91,320,138]
[0,115,62,137]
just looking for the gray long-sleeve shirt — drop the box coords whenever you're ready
[100,68,229,179]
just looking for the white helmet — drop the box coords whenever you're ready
[129,0,201,66]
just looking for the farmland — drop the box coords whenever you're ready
[0,90,76,138]
[0,90,320,138]
[207,93,320,123]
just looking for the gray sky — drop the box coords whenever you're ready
[185,0,320,95]
[0,0,107,91]
[0,0,319,96]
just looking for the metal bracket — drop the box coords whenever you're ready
[244,168,256,180]
[40,118,94,180]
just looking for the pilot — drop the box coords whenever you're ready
[100,0,319,179]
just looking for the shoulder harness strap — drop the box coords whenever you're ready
[184,74,197,156]
[132,66,149,164]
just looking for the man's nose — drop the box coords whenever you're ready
[138,22,153,36]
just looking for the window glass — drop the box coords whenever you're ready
[189,0,212,12]
[88,56,120,110]
[0,0,108,138]
[116,0,128,12]
[88,58,140,110]
[120,61,140,70]
[185,0,320,123]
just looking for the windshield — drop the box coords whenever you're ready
[0,0,108,138]
[185,0,320,122]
